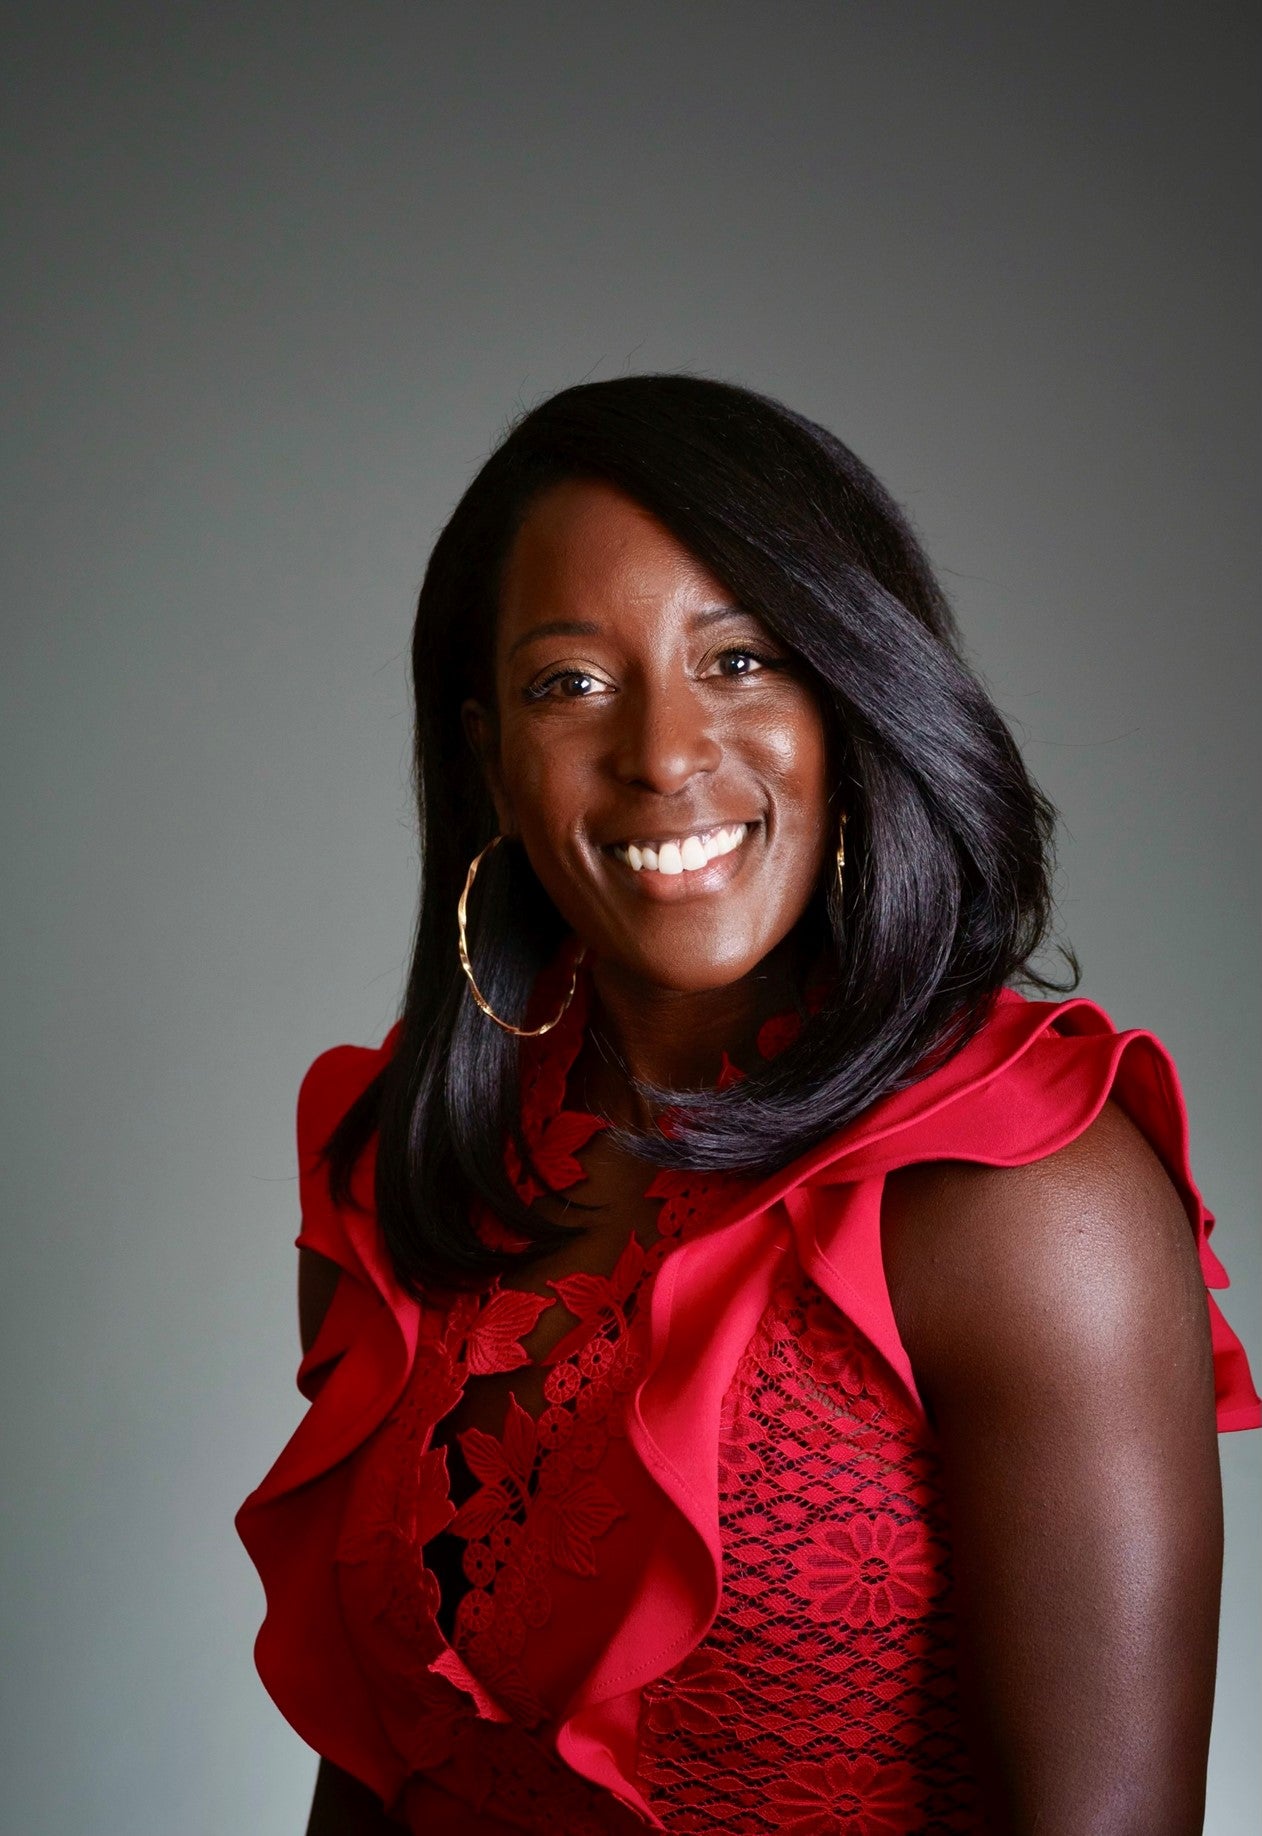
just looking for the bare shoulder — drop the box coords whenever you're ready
[880,1097,1212,1411]
[879,1115,1223,1825]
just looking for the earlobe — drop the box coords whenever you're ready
[460,698,517,837]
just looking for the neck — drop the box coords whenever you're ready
[571,935,817,1130]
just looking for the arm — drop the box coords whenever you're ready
[299,1244,341,1356]
[881,1097,1222,1835]
[306,1759,406,1835]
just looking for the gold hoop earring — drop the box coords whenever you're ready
[835,811,847,902]
[457,835,584,1037]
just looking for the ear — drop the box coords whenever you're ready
[461,698,518,837]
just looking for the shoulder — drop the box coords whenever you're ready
[294,1024,400,1232]
[880,1097,1213,1419]
[293,1022,404,1356]
[882,1091,1190,1262]
[874,1097,1225,1824]
[297,1033,396,1148]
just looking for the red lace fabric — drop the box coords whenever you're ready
[635,1268,982,1832]
[329,969,984,1831]
[332,971,743,1828]
[238,969,1261,1830]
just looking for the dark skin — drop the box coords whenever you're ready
[303,479,1223,1833]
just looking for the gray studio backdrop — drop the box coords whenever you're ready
[3,4,1258,1832]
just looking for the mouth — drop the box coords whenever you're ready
[605,821,754,877]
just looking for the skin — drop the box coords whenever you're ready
[302,478,1223,1833]
[465,474,836,1117]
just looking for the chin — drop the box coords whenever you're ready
[597,930,782,996]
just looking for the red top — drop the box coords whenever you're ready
[236,972,1260,1833]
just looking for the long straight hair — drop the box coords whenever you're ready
[323,375,1077,1292]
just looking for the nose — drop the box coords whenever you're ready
[610,674,722,794]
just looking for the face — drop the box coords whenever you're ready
[464,478,834,996]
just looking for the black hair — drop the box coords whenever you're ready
[321,373,1077,1293]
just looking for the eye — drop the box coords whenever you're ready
[709,646,782,677]
[524,666,612,702]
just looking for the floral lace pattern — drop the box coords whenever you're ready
[635,1268,983,1833]
[335,1254,662,1822]
[332,967,749,1827]
[394,1153,749,1729]
[333,964,983,1830]
[432,1286,644,1728]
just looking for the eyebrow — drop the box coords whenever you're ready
[507,618,599,659]
[506,605,754,661]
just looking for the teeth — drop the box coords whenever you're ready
[613,823,748,875]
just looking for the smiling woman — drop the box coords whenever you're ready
[464,477,833,1012]
[236,376,1259,1836]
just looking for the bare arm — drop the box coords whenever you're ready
[298,1244,341,1356]
[306,1759,405,1835]
[882,1098,1222,1834]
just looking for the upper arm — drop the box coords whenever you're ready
[881,1098,1223,1835]
[306,1757,404,1834]
[298,1245,341,1356]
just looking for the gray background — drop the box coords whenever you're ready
[3,3,1258,1831]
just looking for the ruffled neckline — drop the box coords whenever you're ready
[467,946,829,1305]
[332,951,834,1799]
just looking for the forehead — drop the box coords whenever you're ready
[497,478,729,641]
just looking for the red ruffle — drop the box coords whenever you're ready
[237,1030,417,1804]
[236,988,1259,1822]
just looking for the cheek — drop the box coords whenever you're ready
[497,723,590,845]
[755,703,832,839]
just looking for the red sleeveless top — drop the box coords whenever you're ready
[236,975,1259,1833]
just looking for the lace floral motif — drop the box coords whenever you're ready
[635,1270,983,1833]
[397,1707,644,1836]
[335,959,749,1830]
[438,1325,640,1727]
[336,963,983,1831]
[430,1167,750,1729]
[335,1227,654,1822]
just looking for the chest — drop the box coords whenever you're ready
[431,1131,708,1441]
[333,1244,981,1829]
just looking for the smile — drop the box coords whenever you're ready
[609,822,749,875]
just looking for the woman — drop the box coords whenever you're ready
[237,375,1259,1834]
